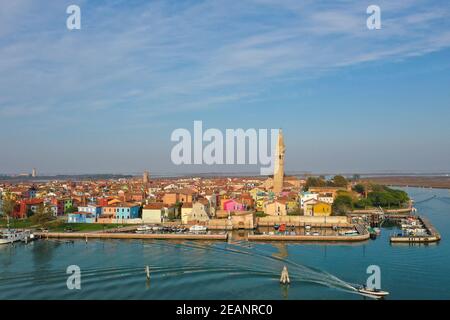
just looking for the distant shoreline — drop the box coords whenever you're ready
[1,173,450,186]
[361,176,450,190]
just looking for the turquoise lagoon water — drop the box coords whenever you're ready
[1,187,449,300]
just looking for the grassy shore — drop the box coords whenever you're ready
[0,217,125,232]
[47,222,125,232]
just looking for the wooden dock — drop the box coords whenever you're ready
[35,232,228,241]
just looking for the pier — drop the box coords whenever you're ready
[390,216,441,243]
[248,226,370,242]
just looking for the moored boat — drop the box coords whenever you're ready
[189,225,207,232]
[0,229,34,245]
[136,225,152,233]
[339,229,358,236]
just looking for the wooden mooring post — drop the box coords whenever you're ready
[145,266,150,280]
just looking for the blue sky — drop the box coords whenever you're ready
[1,0,450,175]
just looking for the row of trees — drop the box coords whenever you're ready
[304,175,349,190]
[332,185,410,215]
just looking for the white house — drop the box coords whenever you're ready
[142,203,164,224]
[318,193,334,205]
[299,191,318,209]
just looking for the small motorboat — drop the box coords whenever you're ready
[339,230,358,236]
[357,286,389,298]
[189,225,207,232]
[136,225,152,233]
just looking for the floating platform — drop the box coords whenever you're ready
[35,232,228,241]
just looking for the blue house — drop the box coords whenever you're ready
[114,204,140,220]
[78,205,102,216]
[68,212,88,223]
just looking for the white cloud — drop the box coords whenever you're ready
[0,0,449,119]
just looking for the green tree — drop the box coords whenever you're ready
[354,198,372,209]
[0,192,16,218]
[304,177,326,190]
[367,185,409,208]
[65,205,78,214]
[332,195,353,215]
[332,175,348,188]
[352,184,366,195]
[30,204,54,225]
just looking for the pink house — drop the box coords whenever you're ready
[223,199,245,211]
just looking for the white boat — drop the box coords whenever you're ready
[358,286,390,297]
[136,225,152,232]
[0,229,34,245]
[305,225,311,230]
[339,230,358,236]
[189,225,207,232]
[152,226,162,231]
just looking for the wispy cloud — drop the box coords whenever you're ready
[1,0,450,119]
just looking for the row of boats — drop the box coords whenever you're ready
[400,217,429,237]
[136,225,208,234]
[271,224,361,236]
[0,229,35,245]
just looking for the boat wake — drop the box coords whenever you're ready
[144,240,368,297]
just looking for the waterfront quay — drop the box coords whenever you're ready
[35,231,227,241]
[248,232,369,242]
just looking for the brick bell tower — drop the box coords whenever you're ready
[273,129,285,194]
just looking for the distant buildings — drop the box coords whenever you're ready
[0,166,349,226]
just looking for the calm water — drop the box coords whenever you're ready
[1,187,449,300]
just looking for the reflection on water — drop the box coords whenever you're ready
[0,187,449,300]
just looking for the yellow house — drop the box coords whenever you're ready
[286,199,299,213]
[249,188,264,200]
[181,202,193,224]
[263,200,287,216]
[304,199,332,216]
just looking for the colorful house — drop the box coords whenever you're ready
[14,198,44,219]
[304,199,332,216]
[63,198,74,213]
[68,212,96,223]
[299,191,318,209]
[263,200,287,216]
[78,204,102,216]
[114,203,141,220]
[50,198,65,216]
[142,203,165,224]
[255,192,267,211]
[222,199,246,212]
